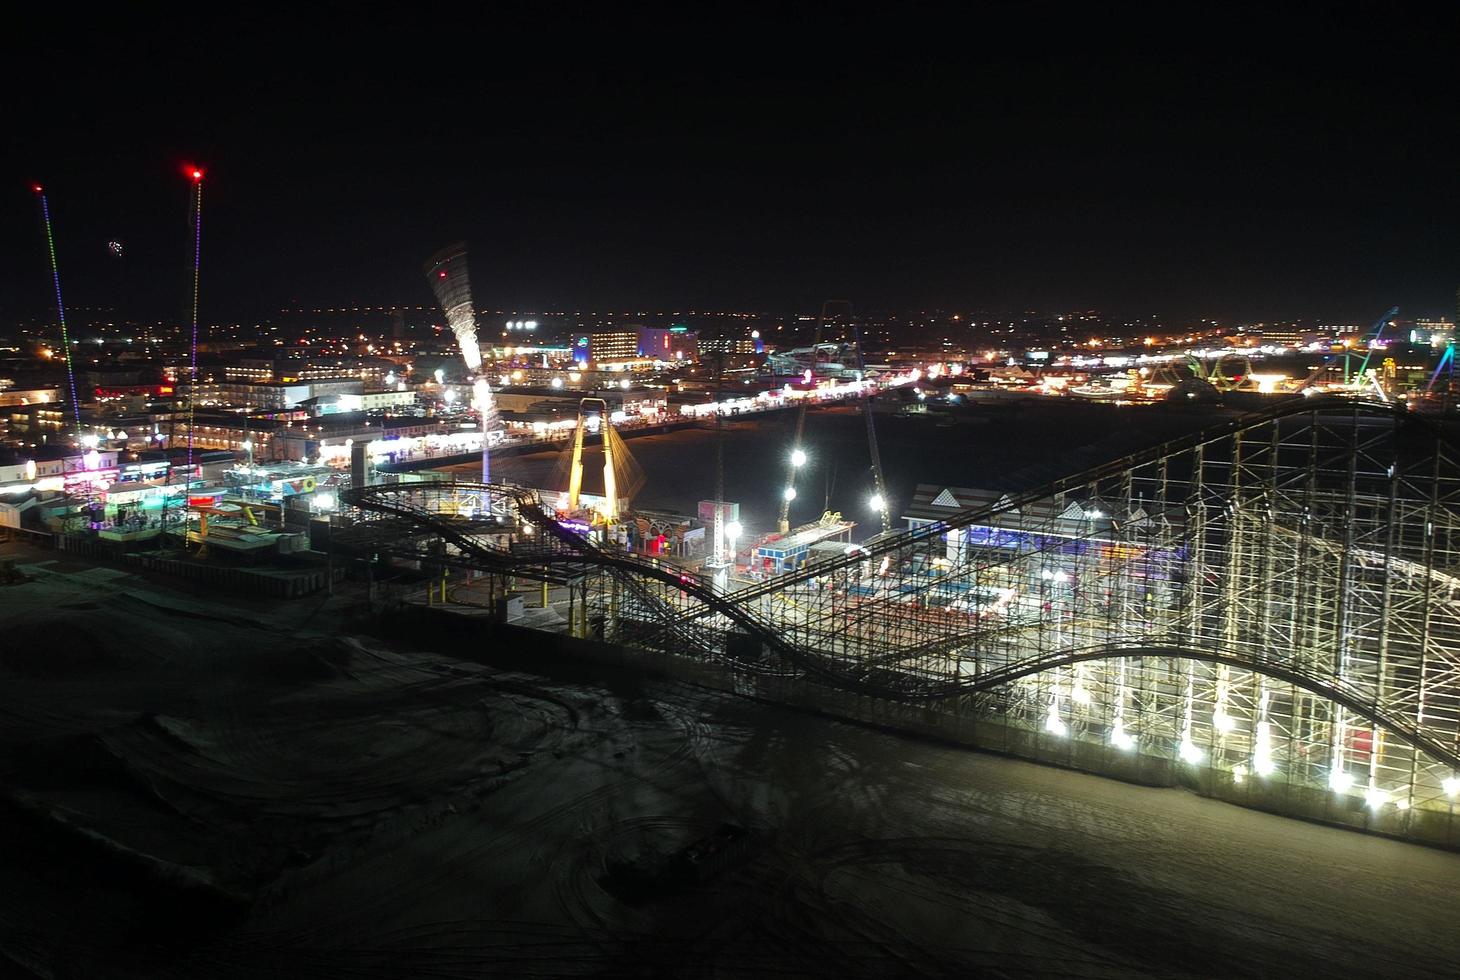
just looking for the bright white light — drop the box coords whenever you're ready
[385,371,396,385]
[1044,702,1067,737]
[80,433,99,448]
[1364,784,1388,810]
[314,491,337,511]
[1329,768,1355,793]
[1070,683,1091,706]
[240,440,253,451]
[1233,763,1248,784]
[1213,711,1236,734]
[1253,722,1275,776]
[869,493,885,512]
[725,521,743,542]
[551,377,564,389]
[620,378,631,389]
[1111,719,1135,750]
[1442,776,1460,797]
[1178,738,1204,765]
[1396,798,1411,811]
[790,448,807,467]
[445,388,456,403]
[783,486,797,501]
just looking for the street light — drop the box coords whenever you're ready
[790,448,807,467]
[869,492,885,512]
[783,486,797,501]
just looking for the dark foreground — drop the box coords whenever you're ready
[1,546,1457,978]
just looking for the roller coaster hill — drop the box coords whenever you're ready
[337,396,1460,849]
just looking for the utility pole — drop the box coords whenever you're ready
[778,300,848,533]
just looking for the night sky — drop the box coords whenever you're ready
[4,4,1457,324]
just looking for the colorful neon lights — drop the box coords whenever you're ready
[187,172,203,471]
[34,187,82,433]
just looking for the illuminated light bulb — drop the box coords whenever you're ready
[1443,776,1460,797]
[790,448,807,467]
[783,486,797,501]
[1178,738,1203,765]
[1232,763,1247,784]
[1044,702,1067,737]
[1070,684,1091,706]
[869,493,885,512]
[1329,768,1354,793]
[1395,798,1411,811]
[1364,784,1388,810]
[1213,711,1236,734]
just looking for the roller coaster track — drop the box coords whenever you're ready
[343,396,1460,777]
[721,395,1415,604]
[953,643,1460,772]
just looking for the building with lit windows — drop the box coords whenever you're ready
[180,378,363,411]
[637,326,698,361]
[577,331,639,363]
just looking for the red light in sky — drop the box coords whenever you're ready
[439,270,447,278]
[31,184,43,193]
[182,164,204,181]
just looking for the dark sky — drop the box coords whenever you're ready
[4,3,1457,324]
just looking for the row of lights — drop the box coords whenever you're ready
[1042,693,1460,808]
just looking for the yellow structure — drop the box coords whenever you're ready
[567,397,617,519]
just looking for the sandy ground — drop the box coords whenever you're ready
[0,544,1457,978]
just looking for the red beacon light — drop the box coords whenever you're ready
[32,184,43,194]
